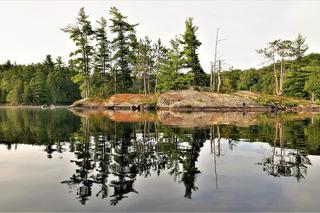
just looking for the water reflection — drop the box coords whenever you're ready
[259,122,312,181]
[61,111,320,205]
[62,118,207,204]
[0,108,320,209]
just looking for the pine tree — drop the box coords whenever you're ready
[91,17,112,97]
[62,7,94,98]
[94,17,111,76]
[181,17,206,87]
[46,71,57,104]
[23,83,32,104]
[109,7,138,92]
[153,39,167,93]
[157,37,192,91]
[6,80,23,105]
[32,71,48,104]
[292,34,309,65]
[135,36,154,94]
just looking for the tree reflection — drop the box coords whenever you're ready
[259,122,312,181]
[61,118,207,204]
[60,115,320,205]
[2,109,317,205]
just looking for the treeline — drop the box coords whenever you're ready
[0,56,80,105]
[219,53,320,101]
[1,6,320,105]
[63,7,320,102]
[62,7,207,98]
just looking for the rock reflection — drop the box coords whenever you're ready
[61,113,320,205]
[0,108,320,206]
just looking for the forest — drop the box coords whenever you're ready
[0,6,320,105]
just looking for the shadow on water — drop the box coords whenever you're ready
[0,108,320,207]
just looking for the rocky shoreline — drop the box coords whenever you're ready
[69,90,320,112]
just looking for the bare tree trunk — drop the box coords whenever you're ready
[279,56,285,95]
[311,92,315,102]
[273,56,280,95]
[87,76,90,98]
[143,73,147,95]
[278,47,287,96]
[147,75,150,94]
[217,60,222,93]
[111,62,117,94]
[84,77,88,98]
[210,62,214,91]
[155,74,158,93]
[211,28,219,91]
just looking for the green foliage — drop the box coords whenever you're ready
[31,71,48,104]
[181,18,206,87]
[133,36,155,94]
[0,55,80,105]
[157,37,193,91]
[62,7,94,98]
[90,17,112,98]
[304,69,320,101]
[6,80,23,105]
[219,53,320,103]
[109,7,138,93]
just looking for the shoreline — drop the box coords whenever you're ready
[68,90,320,113]
[0,105,69,108]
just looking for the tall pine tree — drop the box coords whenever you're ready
[109,7,138,93]
[91,17,112,97]
[181,18,206,87]
[62,7,94,98]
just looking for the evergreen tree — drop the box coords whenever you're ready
[46,71,57,104]
[42,55,55,74]
[135,36,154,94]
[32,71,48,104]
[291,34,309,65]
[23,83,32,104]
[181,18,206,87]
[153,39,168,93]
[109,7,138,93]
[62,7,94,98]
[304,66,320,101]
[6,80,23,105]
[94,17,111,76]
[157,37,192,91]
[91,17,112,97]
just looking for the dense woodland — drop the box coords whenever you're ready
[1,7,320,105]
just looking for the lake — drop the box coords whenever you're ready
[0,107,320,211]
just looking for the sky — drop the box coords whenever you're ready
[0,0,319,72]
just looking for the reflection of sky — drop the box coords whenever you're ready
[0,139,320,211]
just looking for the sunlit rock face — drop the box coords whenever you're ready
[157,90,262,109]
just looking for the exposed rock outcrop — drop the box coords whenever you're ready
[157,90,266,111]
[69,94,157,110]
[69,90,320,112]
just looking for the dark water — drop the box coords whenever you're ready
[1,108,320,211]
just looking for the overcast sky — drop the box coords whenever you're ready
[0,0,319,71]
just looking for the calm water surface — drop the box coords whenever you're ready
[0,108,320,211]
